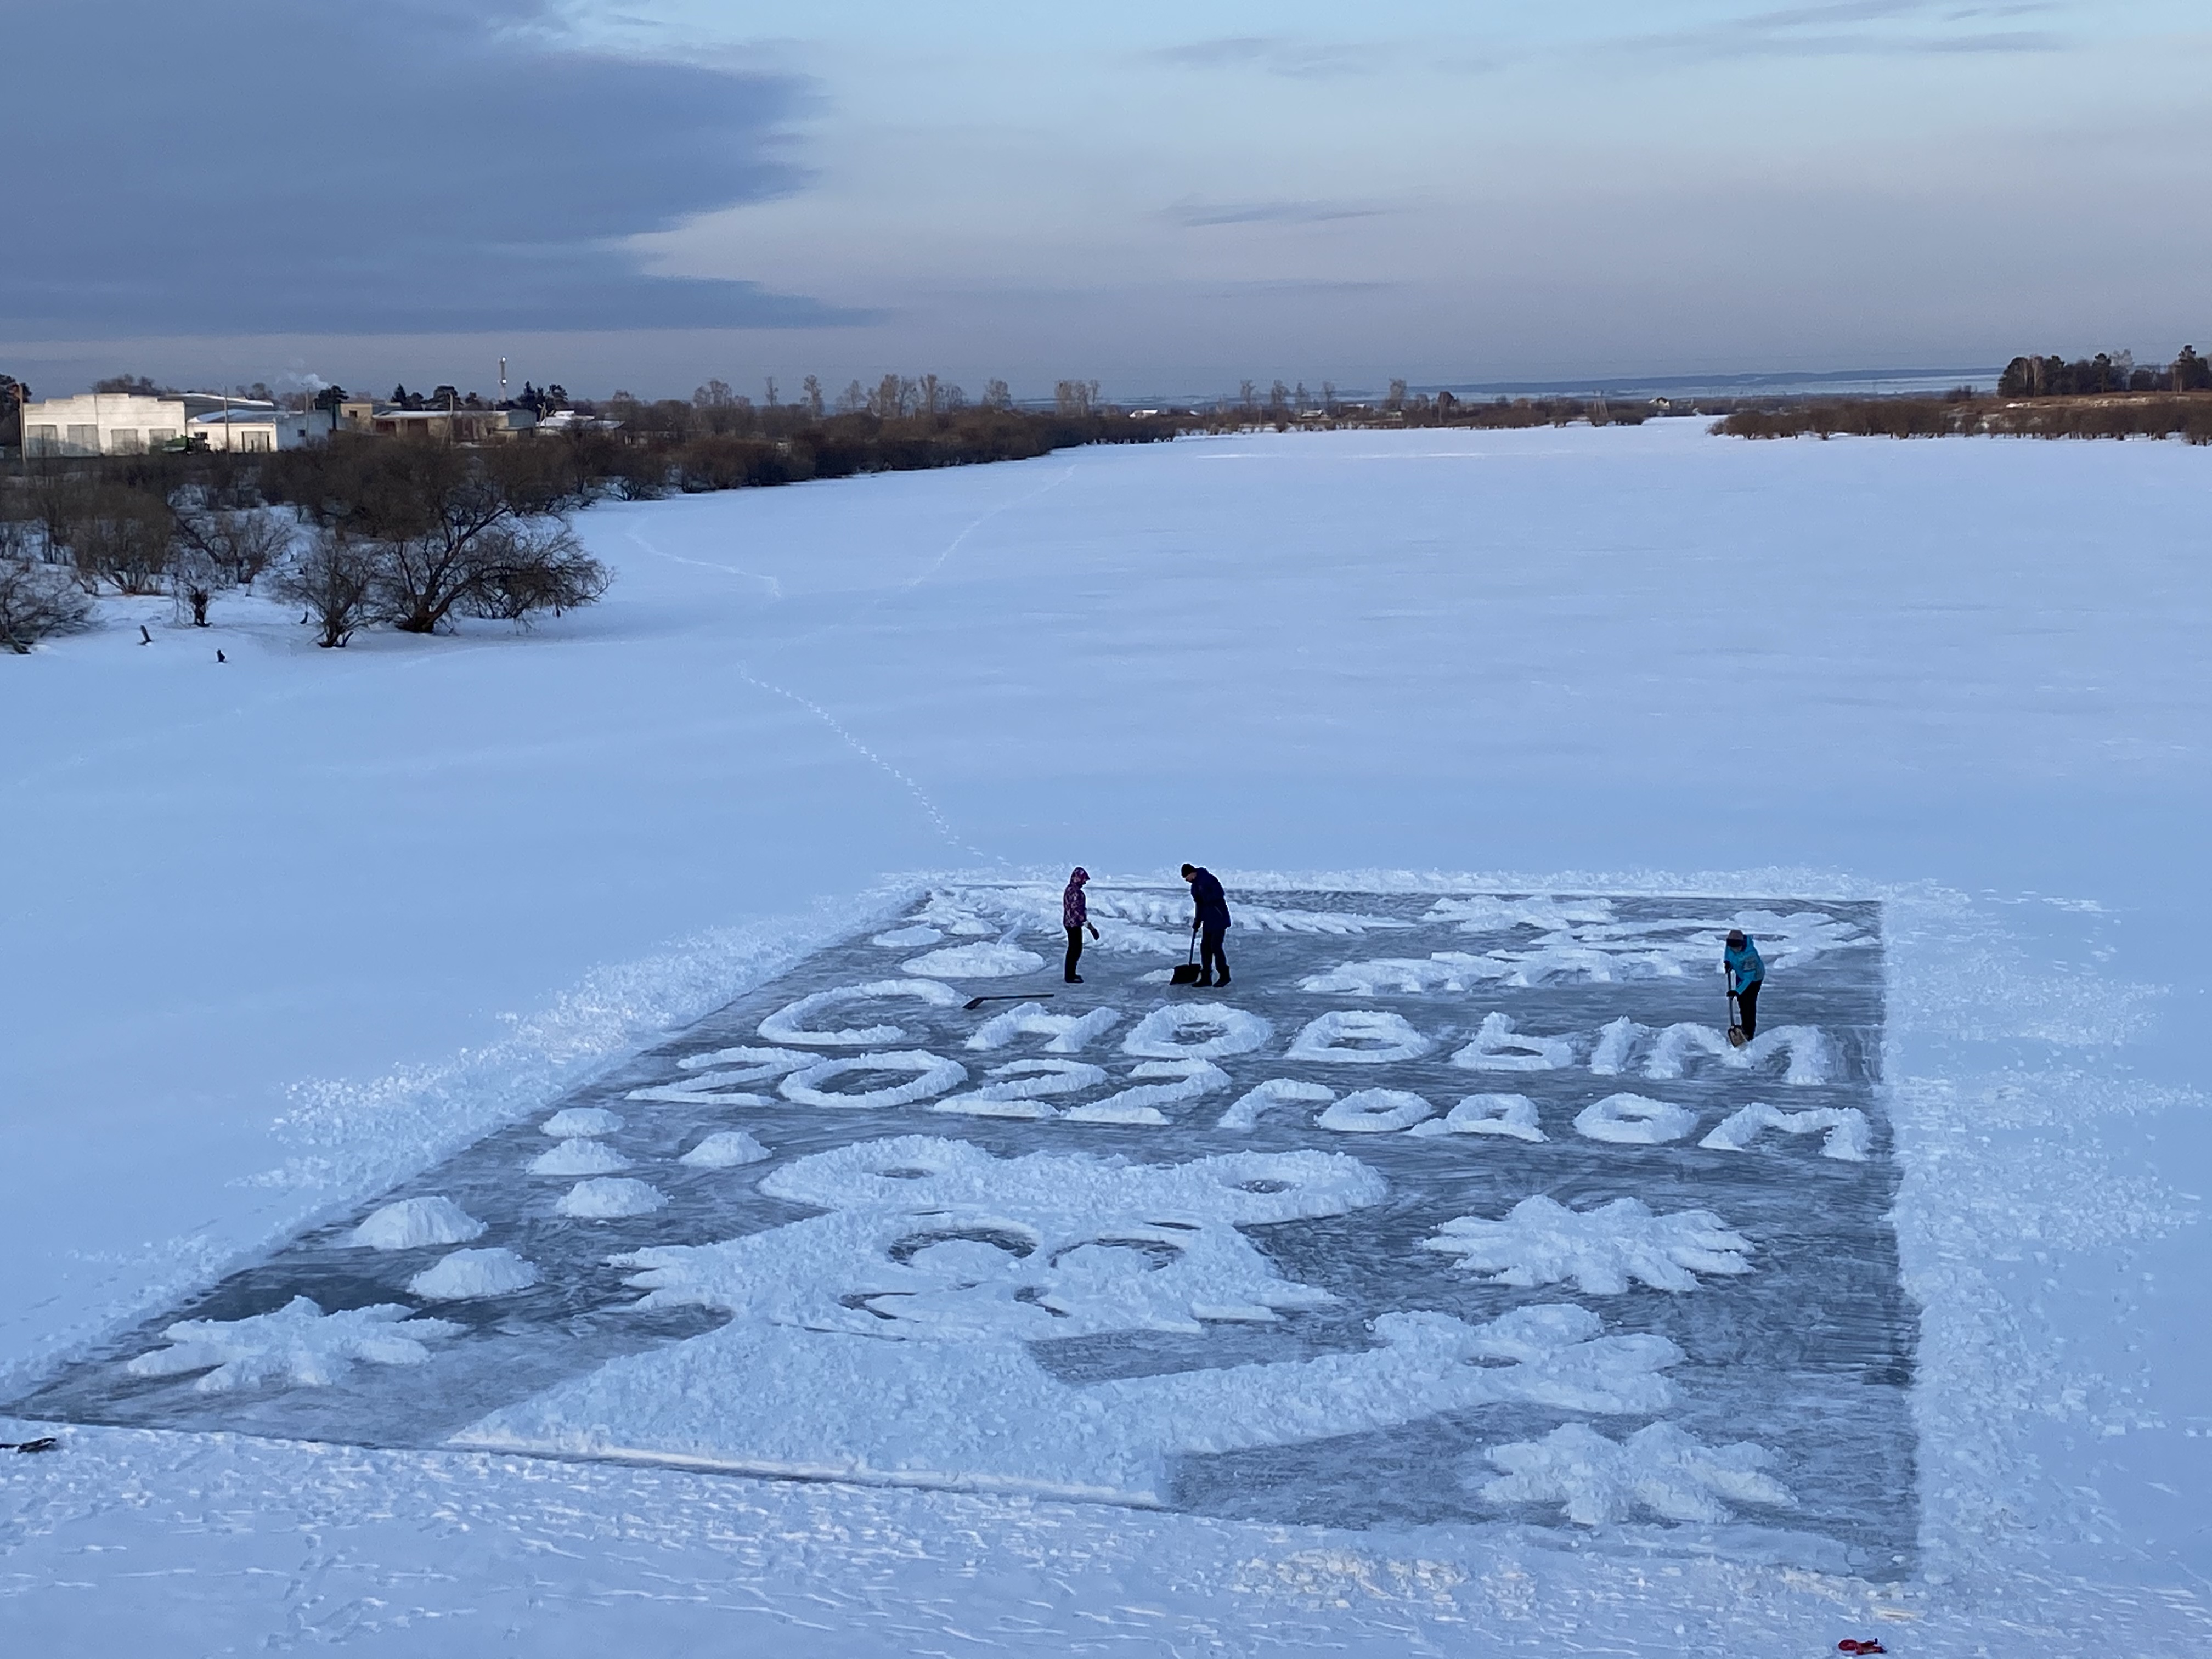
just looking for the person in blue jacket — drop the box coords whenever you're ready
[1724,929,1765,1039]
[1182,864,1232,988]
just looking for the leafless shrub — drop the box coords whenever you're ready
[458,522,612,625]
[270,531,381,648]
[0,559,95,653]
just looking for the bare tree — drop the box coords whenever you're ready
[459,521,613,625]
[0,558,93,653]
[803,375,825,417]
[1054,380,1100,416]
[837,380,866,415]
[1385,379,1408,413]
[981,379,1013,410]
[271,531,381,648]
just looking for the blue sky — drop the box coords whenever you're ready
[5,1,2207,398]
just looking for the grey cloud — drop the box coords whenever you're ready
[1608,0,2065,58]
[4,1,859,335]
[1164,200,1389,228]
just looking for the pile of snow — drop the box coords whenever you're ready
[347,1195,485,1251]
[779,1051,968,1109]
[125,1296,460,1392]
[1121,1002,1272,1059]
[898,943,1046,978]
[679,1130,771,1168]
[408,1246,540,1300]
[556,1178,667,1220]
[539,1107,623,1137]
[758,980,962,1046]
[1426,1195,1754,1294]
[1286,1009,1434,1063]
[1476,1421,1795,1526]
[529,1138,630,1176]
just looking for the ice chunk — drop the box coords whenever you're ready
[409,1247,540,1300]
[1700,1102,1871,1161]
[780,1051,968,1109]
[1216,1077,1335,1130]
[1452,1012,1575,1071]
[1121,1003,1272,1059]
[1287,1009,1433,1064]
[349,1195,485,1251]
[965,1003,1121,1053]
[1409,1093,1547,1141]
[1318,1088,1436,1133]
[1572,1093,1697,1145]
[557,1177,667,1220]
[758,980,963,1047]
[681,1130,771,1168]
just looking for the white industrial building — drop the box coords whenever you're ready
[21,392,331,455]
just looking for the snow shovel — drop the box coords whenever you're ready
[1171,924,1204,986]
[1725,980,1748,1048]
[963,992,1052,1012]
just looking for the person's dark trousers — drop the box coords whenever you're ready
[1064,926,1085,982]
[1737,981,1760,1039]
[1199,926,1229,985]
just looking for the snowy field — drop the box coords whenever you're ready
[2,421,2208,1654]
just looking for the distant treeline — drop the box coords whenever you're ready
[1716,394,2212,443]
[1998,346,2210,398]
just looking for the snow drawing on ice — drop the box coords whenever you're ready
[1573,1093,1700,1145]
[757,980,963,1047]
[1475,1421,1795,1526]
[1287,1009,1434,1064]
[24,887,1900,1565]
[680,1130,771,1168]
[1122,1003,1272,1059]
[126,1297,461,1393]
[349,1195,484,1251]
[1701,1103,1871,1162]
[556,1178,667,1220]
[459,1136,1683,1503]
[409,1247,540,1300]
[900,943,1047,978]
[1424,1196,1754,1294]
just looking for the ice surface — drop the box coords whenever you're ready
[408,1247,540,1300]
[900,943,1047,978]
[871,925,942,947]
[528,1137,630,1176]
[556,1178,667,1219]
[347,1195,484,1251]
[539,1106,623,1137]
[1425,1195,1755,1293]
[125,1297,460,1392]
[1477,1421,1795,1526]
[679,1130,771,1168]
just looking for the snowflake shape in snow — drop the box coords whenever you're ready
[1475,1420,1795,1525]
[1423,1194,1753,1294]
[125,1295,462,1392]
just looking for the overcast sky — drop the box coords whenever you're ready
[5,0,2207,399]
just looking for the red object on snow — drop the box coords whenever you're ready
[1837,1643,1888,1656]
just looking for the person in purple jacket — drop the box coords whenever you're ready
[1062,867,1101,983]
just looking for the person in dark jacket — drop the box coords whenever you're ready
[1062,867,1101,983]
[1181,864,1232,987]
[1724,928,1765,1039]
